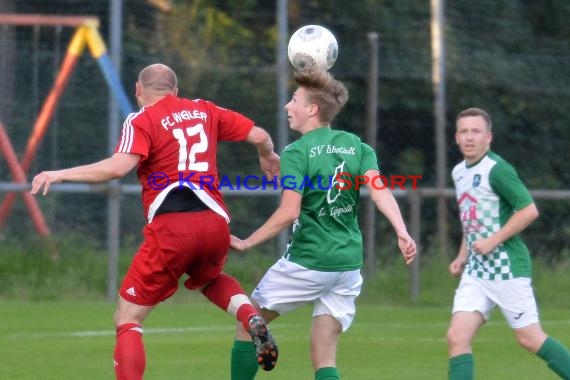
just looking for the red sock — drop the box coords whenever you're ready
[201,273,258,330]
[114,323,145,380]
[236,303,258,331]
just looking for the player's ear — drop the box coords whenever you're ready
[173,87,179,96]
[135,82,142,97]
[308,103,319,116]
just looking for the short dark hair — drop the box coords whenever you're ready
[294,68,348,124]
[456,107,492,131]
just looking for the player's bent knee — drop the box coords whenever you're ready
[446,327,468,348]
[514,324,548,353]
[516,335,537,352]
[515,332,543,353]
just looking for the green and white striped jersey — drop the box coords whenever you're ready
[452,151,534,280]
[280,126,379,272]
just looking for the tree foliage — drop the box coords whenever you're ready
[1,0,568,257]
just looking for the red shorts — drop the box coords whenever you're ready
[118,210,230,306]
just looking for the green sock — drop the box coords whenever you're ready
[315,367,340,380]
[449,353,474,380]
[231,340,259,380]
[537,336,570,379]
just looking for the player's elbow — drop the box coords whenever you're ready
[529,204,539,221]
[107,164,130,179]
[278,190,301,224]
[282,207,300,224]
[369,188,391,209]
[519,203,539,223]
[108,153,139,179]
[280,205,300,224]
[110,167,129,179]
[289,208,301,222]
[104,162,132,179]
[247,126,270,145]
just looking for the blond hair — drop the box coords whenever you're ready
[294,68,348,124]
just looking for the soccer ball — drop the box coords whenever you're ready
[287,25,338,71]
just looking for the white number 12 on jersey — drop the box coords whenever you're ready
[172,124,209,171]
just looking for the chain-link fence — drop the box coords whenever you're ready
[1,1,569,280]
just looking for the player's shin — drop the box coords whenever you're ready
[114,323,145,380]
[448,353,474,380]
[231,340,259,380]
[537,336,570,379]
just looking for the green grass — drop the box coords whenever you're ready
[2,240,570,378]
[1,300,569,379]
[4,240,570,308]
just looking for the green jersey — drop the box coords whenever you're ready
[451,151,534,279]
[280,126,379,271]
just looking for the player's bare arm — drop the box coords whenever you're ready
[246,125,280,178]
[31,153,140,196]
[472,203,539,255]
[365,169,417,264]
[449,237,468,277]
[230,189,301,251]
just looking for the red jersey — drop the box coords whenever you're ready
[115,94,254,222]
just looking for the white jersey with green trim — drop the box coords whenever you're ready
[452,151,534,280]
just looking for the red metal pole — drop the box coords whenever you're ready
[0,31,83,226]
[0,14,99,28]
[0,121,57,258]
